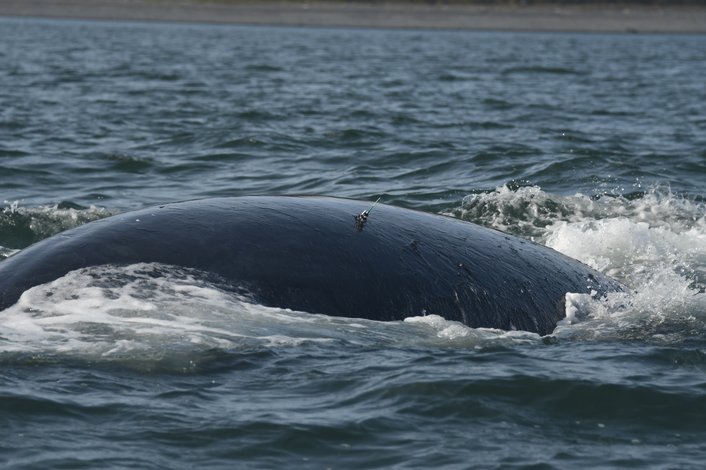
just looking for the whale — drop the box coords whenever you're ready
[0,196,622,335]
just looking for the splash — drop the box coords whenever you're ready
[449,184,706,244]
[451,184,706,342]
[0,263,356,369]
[0,200,111,250]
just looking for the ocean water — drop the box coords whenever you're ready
[1,17,705,469]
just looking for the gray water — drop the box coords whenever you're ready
[1,18,705,469]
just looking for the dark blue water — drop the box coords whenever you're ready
[1,18,705,469]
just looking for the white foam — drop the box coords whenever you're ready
[544,194,706,341]
[404,314,541,347]
[0,263,340,362]
[452,185,706,342]
[557,279,706,343]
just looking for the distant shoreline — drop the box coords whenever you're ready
[1,0,705,33]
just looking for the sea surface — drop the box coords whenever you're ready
[1,17,705,469]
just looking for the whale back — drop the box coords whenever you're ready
[0,196,622,335]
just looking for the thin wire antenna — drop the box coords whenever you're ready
[366,196,382,214]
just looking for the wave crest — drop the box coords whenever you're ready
[0,201,111,252]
